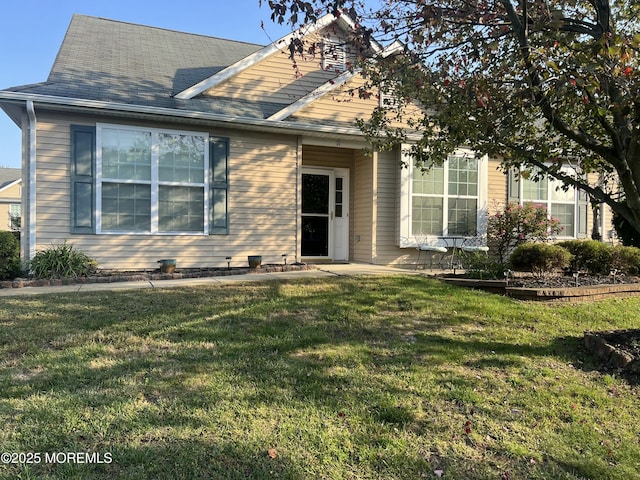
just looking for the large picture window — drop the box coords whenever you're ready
[97,125,208,234]
[400,150,487,247]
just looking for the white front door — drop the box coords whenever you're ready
[301,168,349,261]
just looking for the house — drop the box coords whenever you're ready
[0,168,21,231]
[0,13,611,270]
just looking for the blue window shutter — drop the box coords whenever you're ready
[70,125,96,233]
[210,137,229,234]
[577,190,589,238]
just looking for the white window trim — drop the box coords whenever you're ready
[96,123,210,235]
[517,166,584,240]
[399,147,488,248]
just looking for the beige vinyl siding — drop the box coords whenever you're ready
[205,27,357,106]
[352,149,374,263]
[302,145,355,169]
[488,158,507,217]
[293,74,424,130]
[372,148,412,265]
[294,74,379,125]
[32,112,299,270]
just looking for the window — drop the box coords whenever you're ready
[8,204,20,230]
[511,166,588,238]
[70,124,229,235]
[98,126,207,234]
[400,149,488,246]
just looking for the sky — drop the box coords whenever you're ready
[0,0,296,168]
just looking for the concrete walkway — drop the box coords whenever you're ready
[0,263,428,297]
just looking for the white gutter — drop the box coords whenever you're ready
[0,91,423,142]
[26,100,37,262]
[0,91,369,137]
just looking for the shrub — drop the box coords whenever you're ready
[0,230,23,280]
[609,245,640,275]
[462,251,506,279]
[509,243,572,277]
[488,202,562,262]
[30,241,98,279]
[557,239,612,275]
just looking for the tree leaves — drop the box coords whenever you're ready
[265,0,640,233]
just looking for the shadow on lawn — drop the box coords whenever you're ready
[0,276,623,479]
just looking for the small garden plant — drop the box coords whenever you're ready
[29,241,98,279]
[488,202,562,262]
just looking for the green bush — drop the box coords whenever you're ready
[462,251,506,279]
[0,230,23,280]
[509,243,572,277]
[30,241,98,279]
[609,245,640,275]
[557,239,612,275]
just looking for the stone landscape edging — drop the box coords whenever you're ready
[584,330,640,373]
[440,277,640,302]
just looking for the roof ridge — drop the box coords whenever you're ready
[70,13,266,47]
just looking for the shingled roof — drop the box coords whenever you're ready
[0,168,20,191]
[4,15,284,119]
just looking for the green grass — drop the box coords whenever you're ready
[1,275,639,479]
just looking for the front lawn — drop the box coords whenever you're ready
[0,276,639,479]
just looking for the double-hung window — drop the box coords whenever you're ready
[8,204,21,230]
[400,149,488,246]
[97,125,208,234]
[510,166,588,238]
[70,124,229,236]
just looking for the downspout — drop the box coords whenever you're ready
[296,137,302,263]
[26,100,37,262]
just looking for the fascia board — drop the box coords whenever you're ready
[0,91,423,142]
[0,91,372,138]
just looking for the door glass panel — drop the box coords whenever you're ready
[302,174,330,214]
[302,217,329,256]
[335,178,343,218]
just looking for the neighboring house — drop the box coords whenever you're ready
[0,168,21,231]
[0,13,612,269]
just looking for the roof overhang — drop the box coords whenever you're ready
[0,179,21,194]
[0,91,408,143]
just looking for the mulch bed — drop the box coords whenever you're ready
[441,273,640,302]
[508,274,640,289]
[0,263,315,289]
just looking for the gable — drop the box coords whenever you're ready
[0,169,21,199]
[199,23,360,108]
